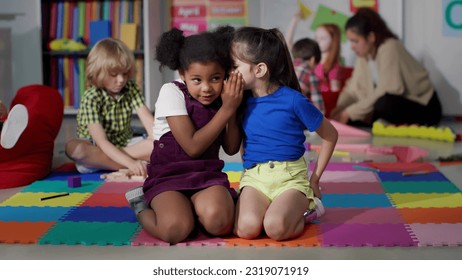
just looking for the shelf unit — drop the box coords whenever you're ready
[39,0,162,114]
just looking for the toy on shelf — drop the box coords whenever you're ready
[372,119,456,142]
[49,38,87,52]
[100,169,146,182]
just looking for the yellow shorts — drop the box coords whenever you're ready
[239,157,315,209]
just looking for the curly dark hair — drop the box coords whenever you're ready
[155,26,235,74]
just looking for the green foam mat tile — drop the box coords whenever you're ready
[382,181,461,193]
[38,221,140,246]
[21,180,103,193]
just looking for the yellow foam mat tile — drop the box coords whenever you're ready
[388,193,462,208]
[0,192,92,207]
[226,171,242,183]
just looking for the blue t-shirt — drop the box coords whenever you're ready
[242,86,324,169]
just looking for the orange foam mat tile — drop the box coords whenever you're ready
[398,208,462,224]
[224,224,321,247]
[0,221,55,244]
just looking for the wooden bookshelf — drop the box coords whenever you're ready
[40,0,161,114]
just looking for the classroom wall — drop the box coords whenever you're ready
[404,0,462,116]
[0,0,42,107]
[257,0,462,116]
[1,0,461,115]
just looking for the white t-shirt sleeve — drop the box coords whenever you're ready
[153,81,188,140]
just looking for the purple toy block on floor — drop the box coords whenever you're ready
[67,176,81,188]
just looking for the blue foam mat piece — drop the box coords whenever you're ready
[0,206,72,222]
[377,172,447,182]
[322,194,393,208]
[61,206,137,222]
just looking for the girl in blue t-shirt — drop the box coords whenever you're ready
[232,27,338,241]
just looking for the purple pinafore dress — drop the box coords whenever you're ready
[143,81,237,205]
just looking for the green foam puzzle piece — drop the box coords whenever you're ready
[311,5,349,42]
[382,181,461,194]
[38,221,139,246]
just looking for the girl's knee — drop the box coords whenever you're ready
[159,219,194,244]
[263,216,290,241]
[65,140,89,161]
[199,205,234,236]
[234,215,262,239]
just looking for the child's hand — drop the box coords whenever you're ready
[127,160,147,178]
[222,71,244,111]
[310,180,322,199]
[294,9,303,19]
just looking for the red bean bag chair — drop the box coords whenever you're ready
[0,85,64,188]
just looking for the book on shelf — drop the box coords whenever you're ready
[89,20,111,47]
[120,23,137,50]
[42,0,145,111]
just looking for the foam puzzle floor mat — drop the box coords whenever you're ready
[1,161,462,247]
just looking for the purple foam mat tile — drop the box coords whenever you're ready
[321,224,418,247]
[407,223,462,247]
[95,181,143,194]
[322,208,405,224]
[321,182,384,194]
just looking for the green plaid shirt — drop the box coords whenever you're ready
[76,80,145,148]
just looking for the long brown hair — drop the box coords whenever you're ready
[232,26,301,93]
[318,23,341,75]
[345,7,397,51]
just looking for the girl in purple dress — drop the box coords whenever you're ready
[126,26,244,244]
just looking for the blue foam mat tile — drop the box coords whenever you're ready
[377,172,448,182]
[0,206,72,222]
[60,206,137,222]
[46,172,105,181]
[222,162,244,172]
[322,194,393,208]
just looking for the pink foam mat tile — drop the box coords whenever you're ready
[321,182,384,194]
[81,193,129,207]
[369,162,438,172]
[322,208,405,224]
[95,181,143,194]
[131,228,226,247]
[406,223,462,247]
[321,224,417,247]
[310,162,369,171]
[321,171,379,183]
